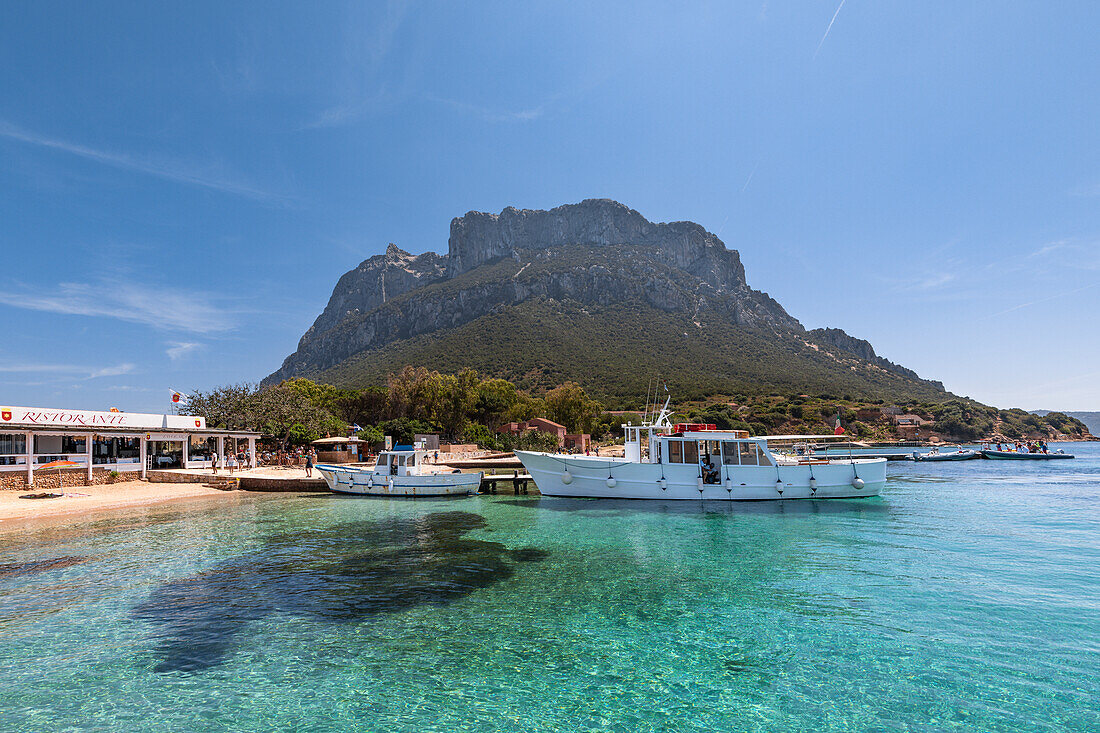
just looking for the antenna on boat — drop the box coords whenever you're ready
[653,395,672,428]
[643,376,654,426]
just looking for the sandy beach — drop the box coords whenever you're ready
[0,480,248,529]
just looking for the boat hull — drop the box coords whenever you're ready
[980,450,1074,460]
[915,450,981,462]
[515,451,885,500]
[315,465,483,496]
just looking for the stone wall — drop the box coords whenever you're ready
[239,476,327,492]
[0,467,138,491]
[0,472,29,491]
[145,470,206,484]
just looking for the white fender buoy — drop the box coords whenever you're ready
[561,470,573,485]
[809,477,817,491]
[851,477,865,490]
[724,478,732,492]
[366,478,374,489]
[658,477,667,490]
[696,477,704,492]
[606,476,617,488]
[775,479,784,494]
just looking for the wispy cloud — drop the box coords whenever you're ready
[0,280,237,333]
[303,1,414,129]
[0,362,135,379]
[977,280,1100,321]
[166,341,202,360]
[425,95,547,123]
[814,0,847,58]
[0,119,290,204]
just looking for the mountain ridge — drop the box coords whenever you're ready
[265,199,947,403]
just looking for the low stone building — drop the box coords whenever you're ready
[1,404,259,490]
[497,418,589,451]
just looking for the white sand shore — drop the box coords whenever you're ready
[0,480,250,529]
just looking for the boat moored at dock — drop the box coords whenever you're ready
[516,401,885,500]
[913,448,982,462]
[980,449,1074,460]
[315,446,483,496]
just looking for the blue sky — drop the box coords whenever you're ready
[1,1,1098,412]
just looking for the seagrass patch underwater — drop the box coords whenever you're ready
[0,445,1098,732]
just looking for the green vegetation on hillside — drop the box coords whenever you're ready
[186,368,1089,449]
[318,298,950,406]
[678,396,1090,442]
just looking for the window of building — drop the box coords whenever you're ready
[0,433,27,455]
[188,436,216,460]
[92,436,141,465]
[0,433,27,466]
[34,435,86,455]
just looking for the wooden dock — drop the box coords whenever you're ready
[480,471,535,494]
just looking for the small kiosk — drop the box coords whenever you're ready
[311,436,366,464]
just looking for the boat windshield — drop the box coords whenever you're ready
[375,454,390,468]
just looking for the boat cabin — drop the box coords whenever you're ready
[622,424,774,468]
[372,446,427,477]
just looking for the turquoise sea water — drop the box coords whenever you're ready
[1,444,1098,732]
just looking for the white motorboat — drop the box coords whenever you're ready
[913,447,981,462]
[516,399,885,500]
[315,445,483,497]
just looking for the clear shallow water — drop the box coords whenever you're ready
[1,444,1098,732]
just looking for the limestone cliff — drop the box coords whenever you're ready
[264,200,946,401]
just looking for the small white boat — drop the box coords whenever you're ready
[516,399,886,501]
[913,448,981,462]
[315,446,483,496]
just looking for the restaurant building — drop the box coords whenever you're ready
[0,405,260,489]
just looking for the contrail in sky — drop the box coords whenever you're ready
[814,0,847,58]
[740,161,760,192]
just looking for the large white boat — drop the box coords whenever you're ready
[315,446,483,497]
[516,401,886,500]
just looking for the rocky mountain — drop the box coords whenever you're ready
[265,199,949,403]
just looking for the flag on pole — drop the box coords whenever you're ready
[834,413,845,435]
[170,390,190,406]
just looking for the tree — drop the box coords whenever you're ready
[435,368,481,438]
[182,380,344,445]
[474,378,519,426]
[252,382,345,445]
[180,383,259,430]
[387,366,445,422]
[544,382,603,434]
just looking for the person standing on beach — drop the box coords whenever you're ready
[305,449,314,477]
[211,451,219,475]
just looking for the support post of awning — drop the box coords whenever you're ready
[25,431,33,488]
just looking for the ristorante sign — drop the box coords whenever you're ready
[0,406,205,430]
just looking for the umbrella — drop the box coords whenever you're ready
[38,460,82,470]
[37,459,82,489]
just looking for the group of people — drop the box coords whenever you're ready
[993,440,1050,454]
[209,449,251,475]
[210,446,320,476]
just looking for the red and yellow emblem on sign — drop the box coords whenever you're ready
[1,409,11,421]
[195,419,201,428]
